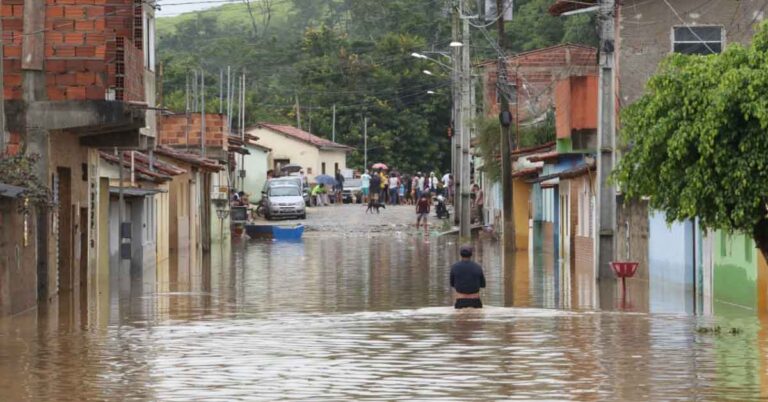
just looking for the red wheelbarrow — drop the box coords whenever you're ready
[611,261,639,295]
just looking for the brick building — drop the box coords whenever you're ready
[549,0,767,313]
[477,44,598,123]
[0,0,157,316]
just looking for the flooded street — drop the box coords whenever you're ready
[1,205,767,400]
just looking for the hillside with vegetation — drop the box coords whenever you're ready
[157,0,597,172]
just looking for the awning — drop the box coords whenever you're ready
[0,182,26,198]
[109,187,167,197]
[526,162,594,184]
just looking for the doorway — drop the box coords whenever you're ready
[56,167,73,293]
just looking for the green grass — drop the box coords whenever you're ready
[157,2,293,37]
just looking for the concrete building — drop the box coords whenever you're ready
[478,44,598,124]
[157,113,232,245]
[238,135,271,199]
[549,0,767,313]
[0,183,37,315]
[247,123,353,179]
[96,151,183,300]
[0,0,157,315]
[154,146,222,290]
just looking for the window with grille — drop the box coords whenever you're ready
[673,26,723,55]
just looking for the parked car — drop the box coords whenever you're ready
[263,176,310,205]
[263,184,306,220]
[342,178,363,204]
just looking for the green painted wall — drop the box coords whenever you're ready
[556,138,572,153]
[713,231,758,312]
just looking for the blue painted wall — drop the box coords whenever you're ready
[647,211,695,313]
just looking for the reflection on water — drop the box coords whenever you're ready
[1,233,767,400]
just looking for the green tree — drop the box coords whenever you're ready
[613,22,768,260]
[504,0,597,53]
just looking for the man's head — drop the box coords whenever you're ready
[319,183,325,188]
[459,244,473,259]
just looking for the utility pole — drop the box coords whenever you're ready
[459,5,472,240]
[219,68,224,114]
[193,69,198,112]
[201,69,206,156]
[363,117,368,169]
[332,104,336,143]
[452,7,461,225]
[185,72,190,151]
[241,70,246,190]
[596,0,617,279]
[295,94,302,129]
[226,66,232,134]
[497,0,516,252]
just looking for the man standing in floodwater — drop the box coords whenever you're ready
[450,245,486,309]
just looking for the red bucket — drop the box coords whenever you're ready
[611,262,639,278]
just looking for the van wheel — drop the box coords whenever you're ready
[300,213,306,219]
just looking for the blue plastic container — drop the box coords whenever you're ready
[272,224,304,240]
[245,224,273,239]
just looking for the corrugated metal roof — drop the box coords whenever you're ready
[154,146,224,171]
[0,182,26,198]
[108,187,167,197]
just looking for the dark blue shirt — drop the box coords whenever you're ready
[450,260,486,294]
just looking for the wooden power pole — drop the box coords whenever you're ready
[497,0,516,252]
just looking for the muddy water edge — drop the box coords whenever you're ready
[0,225,766,400]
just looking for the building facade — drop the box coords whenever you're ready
[1,0,157,315]
[247,123,353,179]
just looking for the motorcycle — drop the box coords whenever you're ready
[435,195,450,219]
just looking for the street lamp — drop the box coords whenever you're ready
[449,41,463,47]
[423,69,434,76]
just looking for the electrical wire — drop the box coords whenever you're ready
[662,0,718,55]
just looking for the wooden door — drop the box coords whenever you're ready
[56,167,73,292]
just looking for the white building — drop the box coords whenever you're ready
[247,123,353,179]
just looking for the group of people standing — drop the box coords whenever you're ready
[359,169,454,206]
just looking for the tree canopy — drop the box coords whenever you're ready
[157,0,596,173]
[613,22,768,258]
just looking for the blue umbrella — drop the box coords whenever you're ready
[314,174,337,186]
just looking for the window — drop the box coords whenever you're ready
[673,26,723,55]
[321,162,326,175]
[274,159,290,172]
[307,167,312,175]
[334,162,339,174]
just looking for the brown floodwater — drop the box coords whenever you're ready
[1,231,767,400]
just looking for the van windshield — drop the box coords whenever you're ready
[270,186,300,197]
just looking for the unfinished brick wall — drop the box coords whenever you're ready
[158,114,228,149]
[555,75,598,139]
[2,1,144,102]
[480,45,598,120]
[2,0,24,100]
